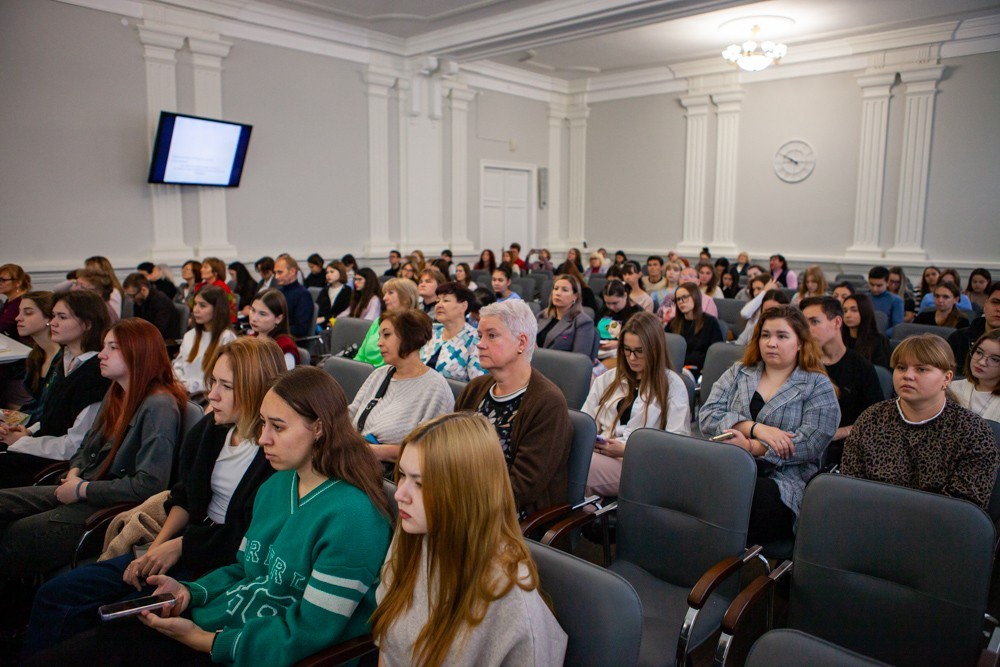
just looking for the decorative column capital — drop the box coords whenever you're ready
[711,91,744,112]
[856,71,896,94]
[567,105,590,126]
[137,25,185,62]
[679,95,711,115]
[363,68,398,92]
[446,85,476,108]
[187,37,232,60]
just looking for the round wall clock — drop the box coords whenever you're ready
[774,140,816,183]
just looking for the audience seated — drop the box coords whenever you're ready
[917,265,940,301]
[372,412,567,666]
[491,263,521,303]
[831,280,855,304]
[353,277,418,367]
[584,251,607,279]
[595,279,643,363]
[558,248,584,275]
[801,297,883,466]
[248,289,300,370]
[473,249,497,274]
[172,286,237,394]
[843,293,891,368]
[733,278,781,347]
[417,267,446,320]
[315,260,352,323]
[22,337,286,659]
[790,265,828,305]
[506,243,526,274]
[585,311,690,498]
[26,367,392,667]
[697,261,723,299]
[253,256,275,293]
[453,262,477,290]
[273,256,314,337]
[769,253,798,289]
[191,257,236,322]
[0,319,186,580]
[730,251,752,279]
[536,274,597,360]
[841,335,999,510]
[0,291,112,487]
[175,260,201,306]
[0,264,31,342]
[966,268,993,310]
[527,247,554,272]
[700,305,839,545]
[345,267,383,322]
[10,292,58,424]
[677,265,719,317]
[226,262,258,315]
[556,261,598,312]
[950,330,1000,421]
[669,282,723,373]
[949,281,1000,368]
[914,281,969,329]
[419,282,484,382]
[383,250,402,278]
[720,270,739,299]
[887,265,916,323]
[123,272,180,341]
[620,260,653,313]
[137,262,177,301]
[641,255,667,297]
[349,310,454,464]
[84,256,124,319]
[73,268,120,325]
[341,253,360,282]
[455,300,572,515]
[866,266,904,331]
[303,253,326,289]
[733,264,765,300]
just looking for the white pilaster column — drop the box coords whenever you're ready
[187,37,237,260]
[566,104,589,247]
[845,73,896,261]
[362,68,397,257]
[445,85,477,254]
[399,71,445,250]
[545,102,567,247]
[888,66,945,261]
[138,25,190,263]
[677,95,711,255]
[710,91,743,256]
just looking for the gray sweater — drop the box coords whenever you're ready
[376,538,568,666]
[348,366,454,444]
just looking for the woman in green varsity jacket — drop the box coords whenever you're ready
[27,366,392,667]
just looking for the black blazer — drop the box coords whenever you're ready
[164,414,275,576]
[316,284,353,321]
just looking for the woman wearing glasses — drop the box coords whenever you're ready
[668,282,723,375]
[951,330,1000,421]
[583,312,690,498]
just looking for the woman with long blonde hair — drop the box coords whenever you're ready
[372,412,567,666]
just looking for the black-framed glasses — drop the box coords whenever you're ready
[623,346,645,358]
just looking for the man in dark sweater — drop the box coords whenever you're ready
[123,273,180,340]
[802,297,882,466]
[949,281,1000,369]
[383,249,402,277]
[136,262,177,300]
[274,256,313,338]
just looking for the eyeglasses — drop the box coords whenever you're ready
[675,294,693,303]
[0,277,14,283]
[623,346,645,359]
[971,348,1000,367]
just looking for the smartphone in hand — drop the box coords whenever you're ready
[710,431,736,442]
[99,594,176,621]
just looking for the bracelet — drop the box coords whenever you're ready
[749,422,758,440]
[75,479,87,501]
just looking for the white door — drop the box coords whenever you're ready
[481,166,532,252]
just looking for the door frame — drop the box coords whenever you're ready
[479,159,537,251]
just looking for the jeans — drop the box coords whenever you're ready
[22,553,193,660]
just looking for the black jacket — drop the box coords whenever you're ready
[164,414,275,576]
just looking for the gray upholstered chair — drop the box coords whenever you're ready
[564,428,758,667]
[325,316,373,356]
[873,364,893,399]
[529,347,593,410]
[445,377,467,401]
[718,474,998,667]
[320,356,375,403]
[891,322,957,341]
[713,298,747,337]
[698,342,744,407]
[664,332,687,373]
[511,277,536,300]
[528,540,643,667]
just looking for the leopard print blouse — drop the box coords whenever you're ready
[840,399,999,510]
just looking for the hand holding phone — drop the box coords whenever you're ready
[710,431,736,442]
[99,594,176,621]
[595,435,607,444]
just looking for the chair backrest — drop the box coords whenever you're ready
[382,480,399,521]
[873,364,893,400]
[566,410,597,505]
[717,318,729,342]
[789,474,995,667]
[528,541,643,667]
[589,276,608,294]
[525,300,541,316]
[615,429,756,587]
[470,269,490,285]
[511,277,535,300]
[987,420,1000,524]
[120,297,134,320]
[540,279,554,308]
[446,378,467,402]
[699,342,744,406]
[529,348,593,410]
[582,306,595,320]
[326,317,373,355]
[527,272,549,291]
[174,302,190,333]
[321,356,376,403]
[664,332,687,373]
[713,298,746,328]
[872,310,888,334]
[307,286,322,302]
[297,346,311,367]
[891,322,956,341]
[182,401,204,438]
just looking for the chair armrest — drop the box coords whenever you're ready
[33,461,70,486]
[677,546,762,666]
[541,508,598,547]
[713,560,793,667]
[689,545,763,610]
[85,503,139,531]
[979,624,1000,667]
[520,495,602,537]
[294,634,377,667]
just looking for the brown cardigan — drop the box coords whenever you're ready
[455,368,572,513]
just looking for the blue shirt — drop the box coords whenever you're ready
[869,291,904,331]
[280,281,314,338]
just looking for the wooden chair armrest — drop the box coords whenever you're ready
[85,503,139,531]
[979,624,1000,667]
[689,545,763,610]
[520,496,602,537]
[541,508,600,548]
[720,560,792,636]
[33,461,70,486]
[294,634,377,667]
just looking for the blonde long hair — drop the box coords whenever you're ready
[371,413,539,667]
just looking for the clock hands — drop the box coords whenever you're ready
[781,154,799,166]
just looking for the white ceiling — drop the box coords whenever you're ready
[251,0,1000,79]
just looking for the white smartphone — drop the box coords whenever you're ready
[98,593,176,621]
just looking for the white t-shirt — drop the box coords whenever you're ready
[206,427,258,524]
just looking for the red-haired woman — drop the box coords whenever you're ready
[0,318,187,578]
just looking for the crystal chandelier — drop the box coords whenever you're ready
[722,25,787,72]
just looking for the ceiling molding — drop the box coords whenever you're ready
[460,61,570,103]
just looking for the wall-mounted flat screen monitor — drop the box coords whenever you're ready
[147,111,252,187]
